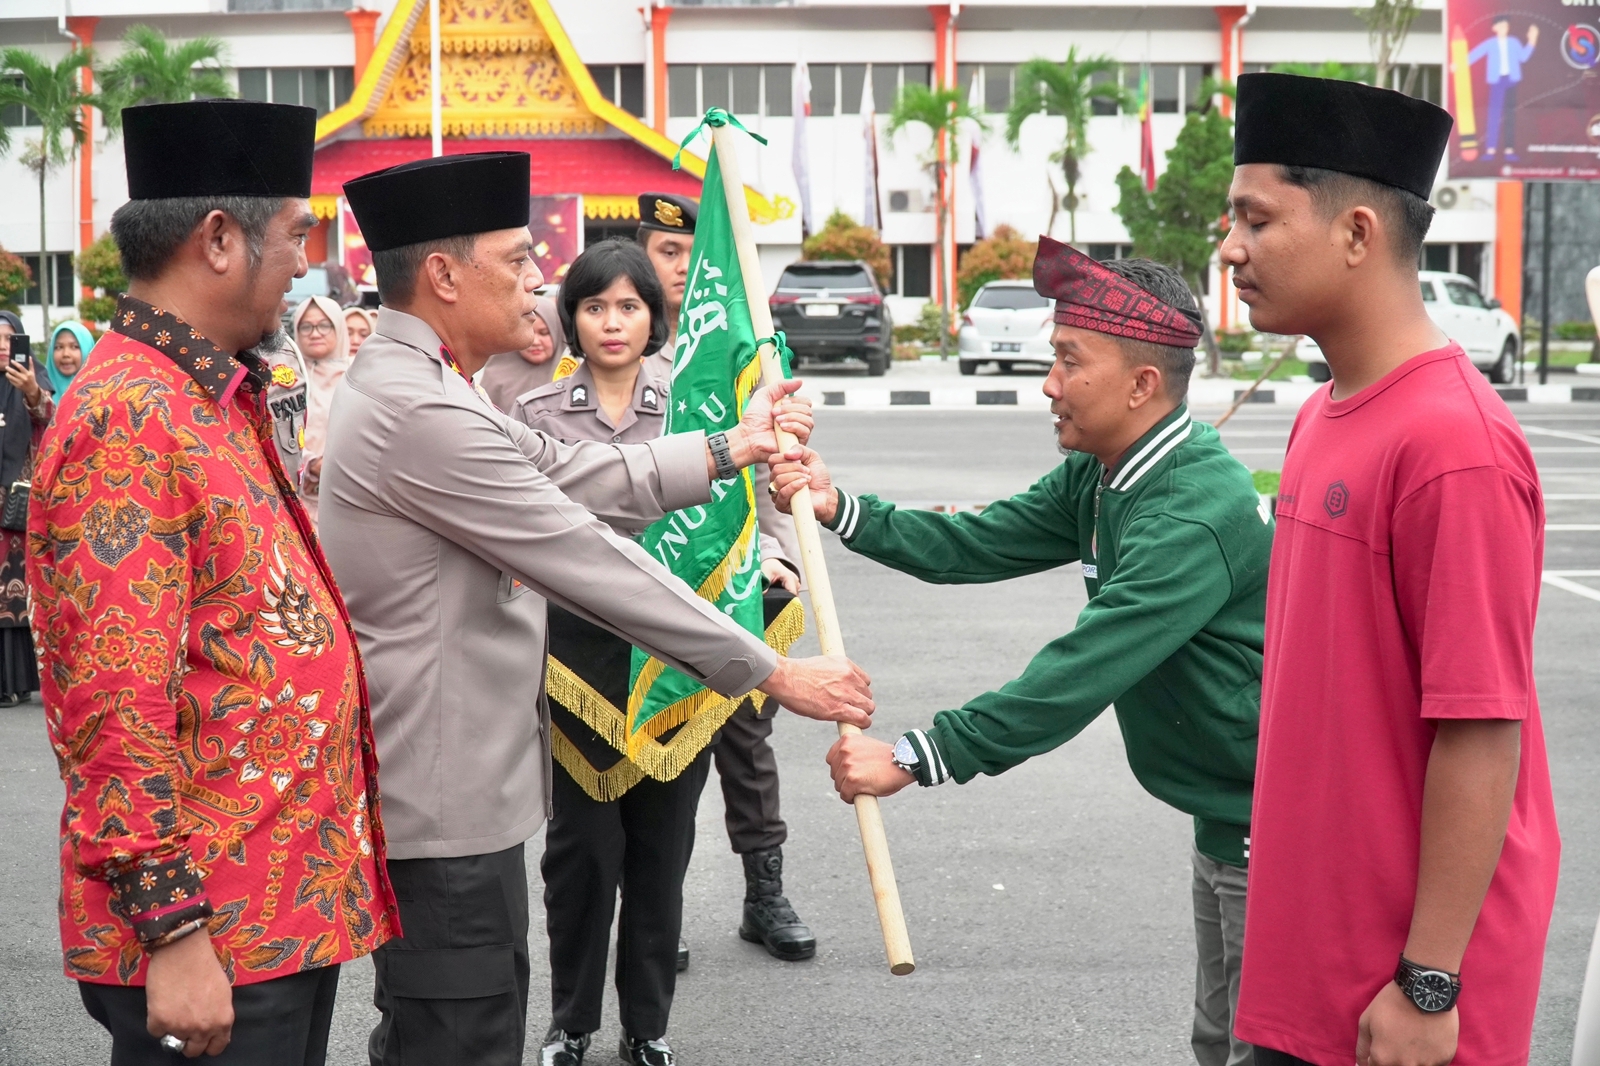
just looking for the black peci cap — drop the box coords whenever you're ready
[123,100,317,199]
[343,152,531,252]
[1234,73,1454,201]
[637,192,698,236]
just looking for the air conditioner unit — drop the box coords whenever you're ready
[887,189,928,213]
[1432,184,1472,210]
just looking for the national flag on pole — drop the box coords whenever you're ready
[626,135,772,758]
[792,63,815,237]
[1138,64,1157,192]
[967,71,988,240]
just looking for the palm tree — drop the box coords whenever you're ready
[99,24,233,126]
[887,83,987,358]
[0,48,98,338]
[1004,50,1129,244]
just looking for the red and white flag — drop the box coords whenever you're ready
[792,62,815,237]
[861,71,881,230]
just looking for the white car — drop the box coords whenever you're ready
[957,280,1055,375]
[1298,271,1520,384]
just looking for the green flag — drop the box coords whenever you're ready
[626,140,768,758]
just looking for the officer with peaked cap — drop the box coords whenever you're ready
[1218,74,1559,1066]
[633,189,819,965]
[30,99,401,1064]
[320,151,875,1066]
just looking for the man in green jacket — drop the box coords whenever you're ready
[773,238,1273,1066]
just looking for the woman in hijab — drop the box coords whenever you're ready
[478,293,565,411]
[344,306,376,359]
[0,310,53,705]
[46,321,94,400]
[290,296,351,528]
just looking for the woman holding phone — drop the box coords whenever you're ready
[0,310,53,705]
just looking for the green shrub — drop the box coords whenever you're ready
[1217,330,1257,353]
[956,225,1036,310]
[1252,470,1281,496]
[1555,320,1597,341]
[801,210,892,289]
[75,233,127,326]
[0,247,31,313]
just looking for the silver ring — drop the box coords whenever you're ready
[767,481,778,496]
[160,1034,186,1052]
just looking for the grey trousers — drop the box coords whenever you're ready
[1192,845,1252,1066]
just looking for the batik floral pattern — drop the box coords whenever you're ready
[31,296,398,987]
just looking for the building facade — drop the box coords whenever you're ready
[0,0,1551,334]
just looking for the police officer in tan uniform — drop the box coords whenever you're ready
[636,192,819,965]
[323,153,873,1066]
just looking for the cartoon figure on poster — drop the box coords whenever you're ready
[1446,0,1600,179]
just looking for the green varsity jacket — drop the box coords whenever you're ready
[824,405,1271,866]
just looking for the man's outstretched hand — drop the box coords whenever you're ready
[726,379,813,470]
[769,445,837,524]
[758,654,873,729]
[827,734,916,803]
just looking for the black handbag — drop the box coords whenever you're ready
[1,480,28,532]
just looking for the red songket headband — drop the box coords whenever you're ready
[1032,235,1203,348]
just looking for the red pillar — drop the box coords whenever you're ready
[1214,7,1248,332]
[1495,182,1523,325]
[651,5,672,135]
[68,15,99,287]
[346,8,381,83]
[929,4,955,315]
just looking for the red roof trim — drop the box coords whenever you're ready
[313,138,705,198]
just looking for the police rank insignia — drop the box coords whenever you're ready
[642,386,658,409]
[552,354,580,381]
[271,364,299,388]
[570,383,589,407]
[654,199,685,228]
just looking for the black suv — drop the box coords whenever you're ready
[769,261,893,376]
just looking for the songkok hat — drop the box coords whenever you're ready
[1234,73,1453,201]
[344,152,530,252]
[123,100,316,199]
[637,193,698,235]
[1032,236,1202,349]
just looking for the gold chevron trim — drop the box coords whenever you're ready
[544,597,806,800]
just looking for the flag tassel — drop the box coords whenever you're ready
[708,120,916,977]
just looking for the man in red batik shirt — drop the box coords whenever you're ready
[29,100,399,1064]
[1223,74,1560,1066]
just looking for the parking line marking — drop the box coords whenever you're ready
[1545,525,1600,531]
[1543,573,1600,603]
[1545,494,1600,500]
[1525,426,1600,447]
[1546,570,1600,576]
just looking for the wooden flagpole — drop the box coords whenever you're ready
[709,122,915,976]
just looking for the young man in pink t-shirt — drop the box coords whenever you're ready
[1223,74,1560,1066]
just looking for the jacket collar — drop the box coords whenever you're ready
[111,293,266,406]
[374,306,447,360]
[1103,403,1192,493]
[560,357,668,432]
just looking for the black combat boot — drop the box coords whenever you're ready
[738,847,816,960]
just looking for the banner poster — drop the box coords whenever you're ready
[340,204,375,289]
[530,195,581,284]
[1445,0,1600,179]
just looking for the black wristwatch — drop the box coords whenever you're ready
[1395,955,1460,1013]
[707,432,738,481]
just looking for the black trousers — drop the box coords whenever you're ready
[713,696,787,854]
[78,964,340,1066]
[369,843,531,1066]
[542,747,712,1040]
[1253,1047,1316,1066]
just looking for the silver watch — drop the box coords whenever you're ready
[891,735,921,775]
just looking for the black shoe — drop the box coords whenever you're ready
[676,937,689,972]
[541,1026,590,1066]
[618,1034,675,1066]
[738,847,816,961]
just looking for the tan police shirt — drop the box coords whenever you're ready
[317,308,778,860]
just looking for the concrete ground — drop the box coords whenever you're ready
[2,382,1598,1065]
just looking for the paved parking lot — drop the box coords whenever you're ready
[2,389,1597,1065]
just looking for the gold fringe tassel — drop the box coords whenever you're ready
[550,721,644,802]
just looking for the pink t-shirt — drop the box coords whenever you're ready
[1235,344,1560,1065]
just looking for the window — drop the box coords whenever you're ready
[1388,64,1442,106]
[1115,64,1213,115]
[1420,281,1437,302]
[1182,64,1213,112]
[1151,65,1180,113]
[587,64,645,118]
[871,64,900,113]
[983,64,1014,113]
[668,65,792,118]
[1089,69,1118,116]
[810,64,836,116]
[0,78,38,127]
[1445,280,1487,309]
[888,245,932,298]
[1422,243,1485,287]
[778,264,876,292]
[238,67,354,117]
[20,253,74,308]
[974,285,1051,310]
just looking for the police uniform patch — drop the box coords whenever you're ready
[271,364,299,388]
[552,354,580,381]
[654,199,685,228]
[642,386,658,409]
[570,384,589,407]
